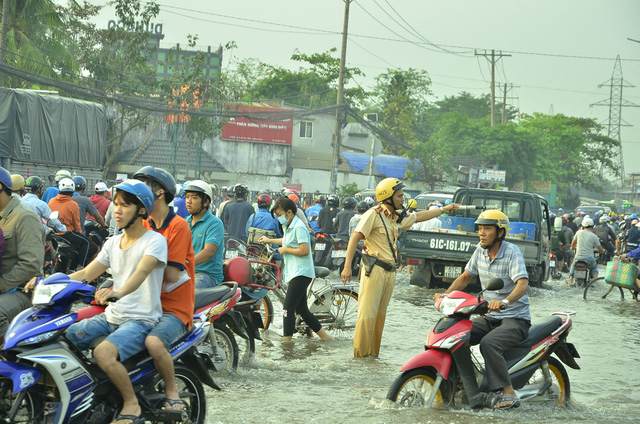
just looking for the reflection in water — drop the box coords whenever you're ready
[206,270,640,423]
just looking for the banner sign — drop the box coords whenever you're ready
[221,105,293,145]
[478,169,506,185]
[531,181,552,194]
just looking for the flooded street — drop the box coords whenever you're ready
[204,269,640,424]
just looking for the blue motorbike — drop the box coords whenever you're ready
[0,273,217,424]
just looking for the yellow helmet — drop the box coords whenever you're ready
[10,174,25,191]
[475,210,510,236]
[376,178,405,202]
[408,199,418,209]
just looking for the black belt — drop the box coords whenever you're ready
[363,253,395,272]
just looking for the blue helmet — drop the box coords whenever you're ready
[631,213,638,220]
[0,167,12,191]
[72,176,86,191]
[133,166,177,202]
[114,179,155,218]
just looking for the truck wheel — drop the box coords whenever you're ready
[532,266,543,288]
[409,264,433,288]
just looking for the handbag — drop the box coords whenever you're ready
[604,257,638,289]
[247,214,276,246]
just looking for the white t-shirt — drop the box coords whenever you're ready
[574,229,601,261]
[415,217,442,231]
[97,230,167,325]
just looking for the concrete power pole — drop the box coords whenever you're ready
[591,55,639,186]
[0,0,11,86]
[475,50,511,127]
[330,0,351,194]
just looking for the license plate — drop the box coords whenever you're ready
[575,270,588,279]
[550,260,556,267]
[444,266,461,279]
[225,250,238,259]
[315,243,326,251]
[331,250,347,258]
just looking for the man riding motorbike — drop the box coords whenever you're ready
[433,210,531,410]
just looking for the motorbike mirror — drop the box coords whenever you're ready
[485,278,504,291]
[49,211,59,220]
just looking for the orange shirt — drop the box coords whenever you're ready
[48,194,81,233]
[144,210,195,328]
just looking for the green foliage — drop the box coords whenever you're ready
[337,182,360,197]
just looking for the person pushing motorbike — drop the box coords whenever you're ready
[433,210,531,410]
[341,178,459,358]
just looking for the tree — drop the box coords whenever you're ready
[373,68,432,155]
[0,0,79,87]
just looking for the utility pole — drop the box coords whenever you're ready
[330,0,351,194]
[0,0,11,86]
[501,83,519,124]
[591,55,639,186]
[475,50,511,127]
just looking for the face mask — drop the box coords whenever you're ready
[278,214,289,225]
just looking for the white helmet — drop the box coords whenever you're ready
[58,178,75,193]
[364,197,375,207]
[95,182,108,192]
[55,169,72,182]
[582,217,595,228]
[183,180,213,203]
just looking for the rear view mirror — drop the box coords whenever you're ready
[485,278,504,291]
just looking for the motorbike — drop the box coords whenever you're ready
[549,252,562,280]
[573,258,595,287]
[387,278,580,410]
[0,273,217,424]
[313,232,334,268]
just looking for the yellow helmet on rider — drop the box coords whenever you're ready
[475,210,510,247]
[407,199,418,210]
[375,178,405,202]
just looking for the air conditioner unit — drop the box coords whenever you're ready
[363,113,378,122]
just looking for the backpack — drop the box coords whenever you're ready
[246,213,276,246]
[594,224,609,244]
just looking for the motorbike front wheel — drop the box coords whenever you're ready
[583,277,624,302]
[260,295,274,331]
[386,367,452,408]
[0,378,44,422]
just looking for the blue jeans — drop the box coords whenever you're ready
[569,256,598,277]
[66,314,153,361]
[195,272,220,289]
[147,312,188,349]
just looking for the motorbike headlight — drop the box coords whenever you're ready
[32,283,67,305]
[438,297,465,315]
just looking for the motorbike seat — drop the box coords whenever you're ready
[314,266,330,278]
[511,316,562,349]
[194,286,232,310]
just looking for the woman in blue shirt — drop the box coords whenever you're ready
[259,197,334,341]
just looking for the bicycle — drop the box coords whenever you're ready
[583,257,640,302]
[253,244,360,339]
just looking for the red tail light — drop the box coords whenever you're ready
[406,258,424,265]
[316,233,326,239]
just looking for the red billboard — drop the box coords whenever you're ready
[221,105,293,145]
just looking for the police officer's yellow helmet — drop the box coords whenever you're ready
[474,210,510,234]
[375,178,405,202]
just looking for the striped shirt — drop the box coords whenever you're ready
[465,241,530,321]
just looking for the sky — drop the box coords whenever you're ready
[95,0,640,179]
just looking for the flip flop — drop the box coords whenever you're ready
[111,413,145,424]
[494,396,520,410]
[164,398,185,410]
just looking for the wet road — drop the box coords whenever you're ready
[203,269,640,424]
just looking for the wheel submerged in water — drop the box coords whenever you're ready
[387,368,452,408]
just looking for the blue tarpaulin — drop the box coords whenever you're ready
[341,152,423,178]
[341,152,370,172]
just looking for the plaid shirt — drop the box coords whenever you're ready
[465,241,531,321]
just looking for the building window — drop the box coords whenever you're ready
[299,121,313,138]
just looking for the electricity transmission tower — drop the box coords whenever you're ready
[591,55,639,185]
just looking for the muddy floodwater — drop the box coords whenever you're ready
[203,269,640,424]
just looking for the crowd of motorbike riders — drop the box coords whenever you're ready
[0,164,391,423]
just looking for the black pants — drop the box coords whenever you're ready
[282,275,322,337]
[59,231,91,269]
[470,316,530,392]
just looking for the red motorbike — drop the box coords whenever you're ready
[387,278,580,409]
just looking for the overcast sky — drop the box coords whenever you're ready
[96,0,640,179]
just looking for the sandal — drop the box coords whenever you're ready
[493,396,520,410]
[164,398,185,411]
[111,413,145,424]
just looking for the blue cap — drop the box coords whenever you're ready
[0,167,12,190]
